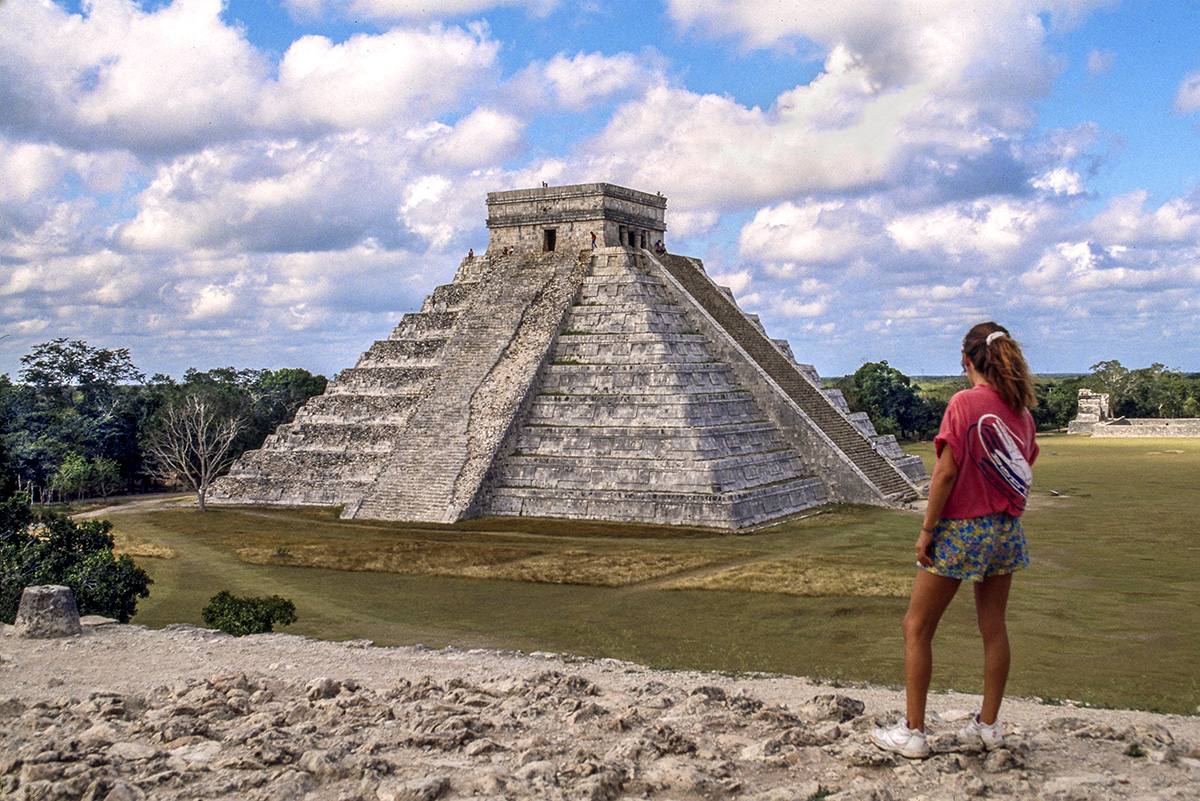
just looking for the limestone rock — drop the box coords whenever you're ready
[13,585,82,639]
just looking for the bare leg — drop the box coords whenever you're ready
[974,573,1013,725]
[903,570,961,731]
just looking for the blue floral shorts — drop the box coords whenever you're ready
[927,513,1029,582]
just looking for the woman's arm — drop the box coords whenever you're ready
[916,446,958,567]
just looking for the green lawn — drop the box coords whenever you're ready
[112,434,1200,714]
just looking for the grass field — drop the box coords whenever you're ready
[109,434,1200,715]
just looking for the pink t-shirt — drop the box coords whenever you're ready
[934,384,1038,519]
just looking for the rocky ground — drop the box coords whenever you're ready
[2,621,1198,801]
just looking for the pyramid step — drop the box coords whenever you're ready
[297,393,419,424]
[526,394,767,427]
[488,476,828,529]
[554,334,712,363]
[358,338,449,366]
[539,363,742,394]
[657,253,919,501]
[421,281,479,313]
[496,450,809,493]
[329,366,437,394]
[392,311,460,338]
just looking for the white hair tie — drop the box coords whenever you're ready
[986,331,1006,346]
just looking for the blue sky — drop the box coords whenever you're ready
[2,0,1199,381]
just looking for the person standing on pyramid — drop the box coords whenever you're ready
[871,321,1038,759]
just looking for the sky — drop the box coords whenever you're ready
[1,0,1199,381]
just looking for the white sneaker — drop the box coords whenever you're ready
[959,713,1005,750]
[870,719,930,759]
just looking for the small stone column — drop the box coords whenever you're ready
[13,585,83,638]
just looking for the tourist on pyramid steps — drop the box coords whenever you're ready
[870,322,1038,760]
[590,231,596,249]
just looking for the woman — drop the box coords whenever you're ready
[871,322,1038,759]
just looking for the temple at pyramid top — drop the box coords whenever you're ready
[211,182,927,529]
[486,183,666,252]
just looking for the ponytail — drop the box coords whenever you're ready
[962,322,1036,413]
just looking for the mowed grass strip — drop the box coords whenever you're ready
[455,550,717,586]
[661,557,911,597]
[236,543,715,586]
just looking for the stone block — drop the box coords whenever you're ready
[13,585,82,639]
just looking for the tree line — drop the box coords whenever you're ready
[830,359,1200,441]
[0,338,326,507]
[3,339,1198,507]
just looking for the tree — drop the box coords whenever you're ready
[0,492,152,624]
[202,590,297,636]
[1086,360,1200,419]
[49,451,91,502]
[20,338,144,400]
[145,395,242,511]
[7,340,147,500]
[846,361,941,440]
[1033,381,1081,431]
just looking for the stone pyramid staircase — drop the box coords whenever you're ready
[481,249,828,528]
[346,251,589,522]
[213,244,923,527]
[208,257,491,507]
[654,252,922,503]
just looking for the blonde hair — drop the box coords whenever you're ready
[963,322,1036,413]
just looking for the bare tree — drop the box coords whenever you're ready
[146,395,241,512]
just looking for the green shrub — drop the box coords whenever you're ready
[201,590,297,636]
[0,492,152,624]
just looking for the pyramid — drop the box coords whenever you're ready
[210,183,927,528]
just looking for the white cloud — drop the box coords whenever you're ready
[0,0,269,151]
[708,269,752,295]
[736,193,1056,280]
[1032,167,1087,196]
[0,143,69,203]
[1174,71,1200,113]
[265,27,500,132]
[286,0,558,21]
[739,200,883,264]
[189,283,240,320]
[663,0,1105,95]
[1018,241,1103,294]
[886,198,1048,266]
[586,76,924,211]
[420,108,525,168]
[0,0,501,152]
[509,51,651,112]
[1086,49,1115,76]
[1090,190,1200,246]
[116,132,424,253]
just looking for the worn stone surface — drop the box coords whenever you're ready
[12,585,83,639]
[2,623,1198,801]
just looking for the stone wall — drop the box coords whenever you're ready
[1089,419,1200,437]
[486,184,666,253]
[1069,389,1200,436]
[1067,389,1110,434]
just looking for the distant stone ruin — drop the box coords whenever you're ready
[1069,389,1200,437]
[210,183,926,528]
[1067,389,1111,434]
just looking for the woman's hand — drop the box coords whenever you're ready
[915,528,935,567]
